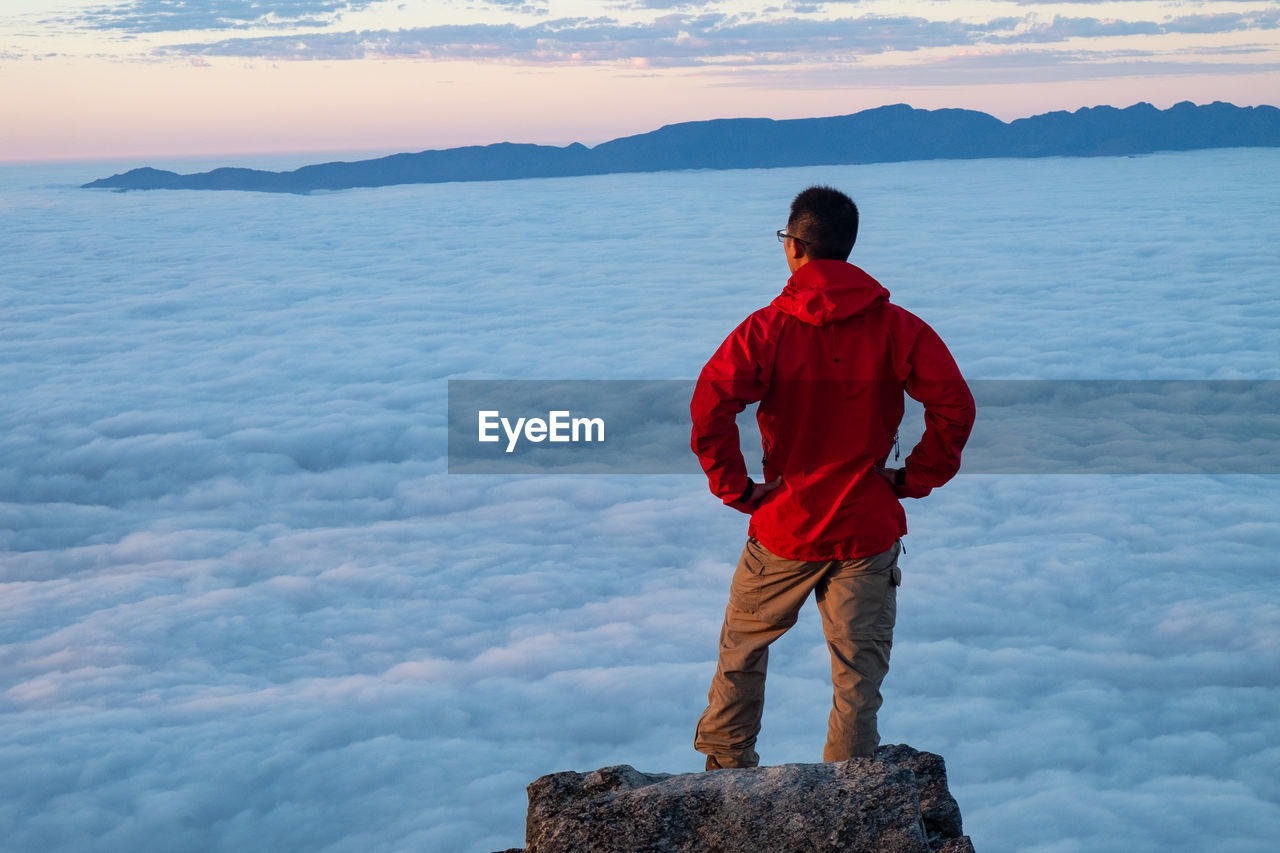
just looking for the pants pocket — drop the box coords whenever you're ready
[823,544,900,642]
[728,539,767,614]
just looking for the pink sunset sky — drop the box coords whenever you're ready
[2,0,1278,163]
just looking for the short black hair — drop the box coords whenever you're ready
[787,185,859,260]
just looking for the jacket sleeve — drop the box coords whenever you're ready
[895,322,976,499]
[691,314,772,512]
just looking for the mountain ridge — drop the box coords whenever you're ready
[83,100,1280,194]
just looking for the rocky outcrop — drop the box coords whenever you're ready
[514,744,973,852]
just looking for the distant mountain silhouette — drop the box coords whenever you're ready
[84,101,1280,194]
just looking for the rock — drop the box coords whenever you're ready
[520,744,973,852]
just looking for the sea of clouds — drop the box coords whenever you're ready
[2,149,1278,852]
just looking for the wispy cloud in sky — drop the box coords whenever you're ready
[74,0,379,32]
[31,1,1280,58]
[136,9,1280,65]
[3,1,1278,160]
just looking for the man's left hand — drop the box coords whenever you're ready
[873,465,906,487]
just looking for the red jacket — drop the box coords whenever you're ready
[691,259,975,560]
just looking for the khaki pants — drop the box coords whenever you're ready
[694,537,902,767]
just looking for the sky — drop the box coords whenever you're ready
[1,0,1279,161]
[2,149,1278,852]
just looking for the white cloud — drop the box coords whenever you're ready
[2,150,1279,851]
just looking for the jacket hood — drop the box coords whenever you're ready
[771,259,890,326]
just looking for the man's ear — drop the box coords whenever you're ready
[787,237,807,263]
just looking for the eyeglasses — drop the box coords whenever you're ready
[777,229,808,245]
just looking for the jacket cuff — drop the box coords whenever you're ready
[892,468,932,499]
[725,477,755,513]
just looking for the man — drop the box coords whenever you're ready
[690,185,975,770]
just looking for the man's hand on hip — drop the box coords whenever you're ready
[873,465,906,487]
[742,477,783,507]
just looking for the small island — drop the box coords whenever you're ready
[84,101,1280,194]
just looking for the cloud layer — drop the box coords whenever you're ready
[147,9,1280,64]
[2,149,1279,851]
[78,0,379,32]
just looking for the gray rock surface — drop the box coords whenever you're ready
[517,744,973,852]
